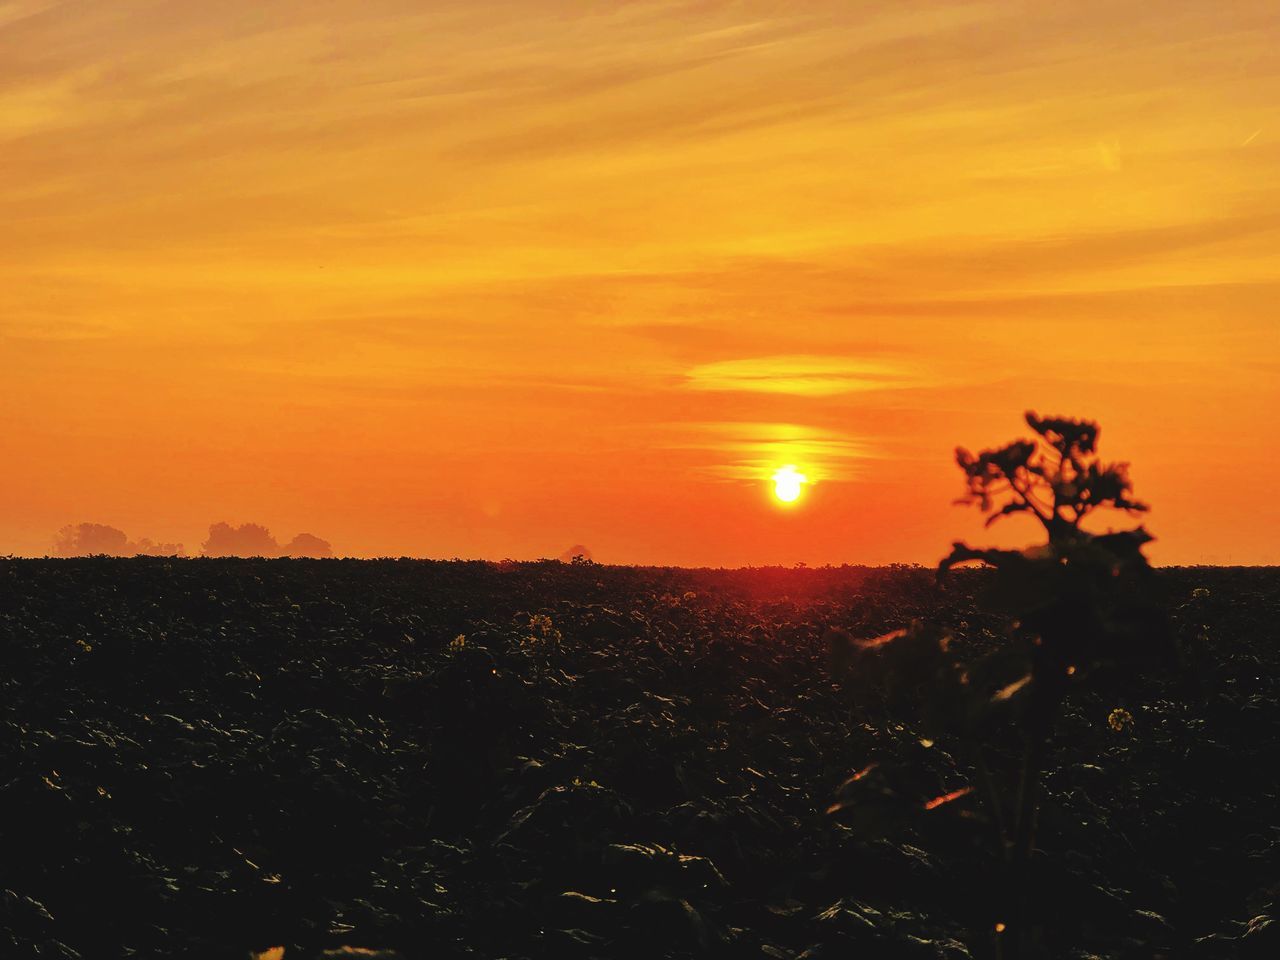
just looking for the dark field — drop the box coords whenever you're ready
[1,559,1277,959]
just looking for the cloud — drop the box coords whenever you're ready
[667,421,875,482]
[683,355,921,396]
[53,522,184,557]
[200,522,333,557]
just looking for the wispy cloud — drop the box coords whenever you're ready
[666,421,876,482]
[683,355,922,396]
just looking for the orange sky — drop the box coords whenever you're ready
[3,0,1279,564]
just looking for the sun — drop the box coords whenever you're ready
[771,465,807,503]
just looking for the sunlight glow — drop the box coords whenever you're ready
[772,465,807,503]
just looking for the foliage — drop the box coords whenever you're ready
[831,412,1171,958]
[2,556,1272,958]
[952,412,1146,536]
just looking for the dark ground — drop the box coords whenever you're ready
[0,559,1276,959]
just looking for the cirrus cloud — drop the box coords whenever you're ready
[683,354,921,396]
[666,421,877,482]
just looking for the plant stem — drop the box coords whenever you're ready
[972,744,1008,856]
[1001,731,1047,960]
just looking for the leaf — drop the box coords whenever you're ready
[857,628,908,650]
[832,763,879,797]
[923,786,973,811]
[938,542,1024,575]
[991,674,1031,703]
[1093,527,1155,561]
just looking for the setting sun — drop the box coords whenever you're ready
[772,466,808,504]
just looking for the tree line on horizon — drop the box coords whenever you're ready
[50,521,332,559]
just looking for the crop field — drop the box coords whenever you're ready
[1,559,1277,959]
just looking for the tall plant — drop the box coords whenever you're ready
[831,413,1169,958]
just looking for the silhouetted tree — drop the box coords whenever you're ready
[282,533,333,558]
[558,544,594,564]
[53,522,183,557]
[54,523,129,556]
[201,522,280,558]
[201,522,334,557]
[830,413,1169,959]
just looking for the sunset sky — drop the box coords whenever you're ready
[3,0,1279,564]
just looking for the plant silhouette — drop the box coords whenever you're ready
[830,412,1170,959]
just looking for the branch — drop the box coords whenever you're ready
[1008,476,1050,527]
